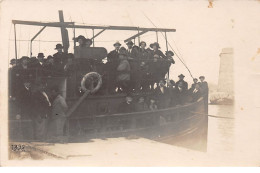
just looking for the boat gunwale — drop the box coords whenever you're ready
[68,97,204,120]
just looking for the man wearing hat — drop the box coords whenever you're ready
[30,80,51,141]
[189,78,199,92]
[199,76,208,113]
[117,95,135,113]
[176,74,188,91]
[53,43,67,74]
[107,41,121,63]
[150,42,166,59]
[138,41,150,61]
[32,53,45,69]
[106,41,121,94]
[85,38,93,48]
[165,51,175,64]
[9,59,17,68]
[74,35,93,59]
[126,40,141,92]
[154,79,170,109]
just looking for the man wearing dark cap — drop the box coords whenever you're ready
[138,41,149,61]
[176,74,188,91]
[10,59,17,68]
[31,80,51,141]
[167,79,178,107]
[10,56,31,98]
[107,41,121,63]
[43,55,55,77]
[189,78,199,92]
[138,41,151,91]
[32,53,44,67]
[106,41,121,94]
[53,44,67,75]
[126,40,141,92]
[154,79,170,109]
[85,38,93,48]
[74,35,92,59]
[150,42,166,59]
[165,51,175,64]
[199,76,209,113]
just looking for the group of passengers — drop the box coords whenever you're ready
[117,76,209,113]
[106,39,175,94]
[9,34,176,97]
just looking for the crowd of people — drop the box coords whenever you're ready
[117,76,209,113]
[9,35,209,142]
[9,35,176,97]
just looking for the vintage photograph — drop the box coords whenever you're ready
[0,0,260,167]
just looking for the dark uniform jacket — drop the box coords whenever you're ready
[138,48,150,62]
[191,88,202,102]
[154,86,170,109]
[176,79,188,91]
[107,49,119,63]
[31,91,51,120]
[150,49,167,59]
[53,52,67,74]
[168,86,178,107]
[117,101,135,113]
[17,85,32,119]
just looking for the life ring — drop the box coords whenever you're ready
[81,72,102,93]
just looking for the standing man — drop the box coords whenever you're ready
[176,74,188,91]
[48,87,68,142]
[32,53,45,76]
[189,78,199,92]
[74,35,87,59]
[107,41,121,94]
[31,80,51,141]
[154,80,170,109]
[149,42,166,59]
[199,76,209,114]
[126,41,140,92]
[53,43,67,74]
[117,49,131,93]
[107,41,121,63]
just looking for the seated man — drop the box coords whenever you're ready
[135,96,149,112]
[117,96,135,113]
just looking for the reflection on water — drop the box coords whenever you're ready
[208,104,260,164]
[208,105,235,155]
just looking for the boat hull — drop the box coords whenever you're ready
[9,96,208,151]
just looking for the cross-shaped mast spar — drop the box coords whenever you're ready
[12,10,176,59]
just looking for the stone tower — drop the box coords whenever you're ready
[217,48,234,96]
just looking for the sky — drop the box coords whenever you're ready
[1,0,260,85]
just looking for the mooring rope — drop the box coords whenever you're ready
[191,111,234,119]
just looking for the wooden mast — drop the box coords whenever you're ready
[59,10,69,53]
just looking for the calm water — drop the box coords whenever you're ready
[207,105,260,163]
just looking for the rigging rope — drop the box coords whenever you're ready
[80,13,88,37]
[142,12,194,79]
